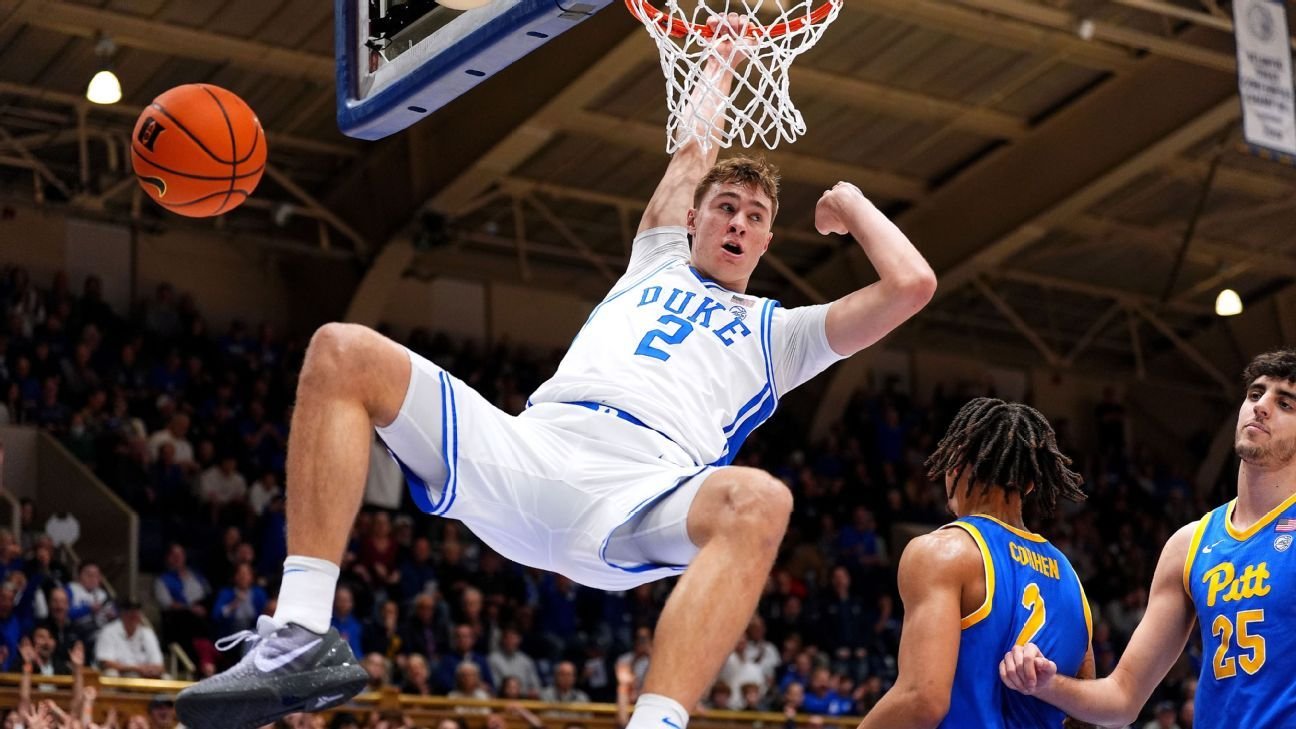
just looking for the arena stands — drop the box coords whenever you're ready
[0,266,1212,728]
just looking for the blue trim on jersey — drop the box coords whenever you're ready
[707,300,782,466]
[687,266,729,292]
[723,385,772,436]
[439,372,460,516]
[711,392,777,466]
[599,466,711,573]
[566,401,648,428]
[688,265,715,284]
[385,372,459,517]
[561,402,697,465]
[760,298,780,398]
[390,450,437,514]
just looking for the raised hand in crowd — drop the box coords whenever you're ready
[19,636,39,668]
[69,641,84,669]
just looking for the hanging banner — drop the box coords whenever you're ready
[1233,0,1296,158]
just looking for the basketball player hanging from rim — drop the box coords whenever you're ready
[177,13,937,729]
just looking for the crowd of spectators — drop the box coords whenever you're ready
[0,265,1221,728]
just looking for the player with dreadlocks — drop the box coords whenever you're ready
[856,397,1094,729]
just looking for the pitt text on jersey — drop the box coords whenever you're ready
[635,286,752,361]
[1202,561,1272,607]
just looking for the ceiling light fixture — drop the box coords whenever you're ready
[1075,18,1096,41]
[1215,288,1243,317]
[86,35,121,105]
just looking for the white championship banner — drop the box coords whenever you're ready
[1233,0,1296,158]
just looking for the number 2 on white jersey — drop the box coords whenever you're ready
[634,315,694,361]
[1015,583,1046,647]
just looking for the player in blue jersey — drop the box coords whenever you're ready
[177,14,937,729]
[857,398,1093,729]
[1001,348,1296,728]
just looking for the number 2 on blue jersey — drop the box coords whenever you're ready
[1015,583,1046,646]
[635,315,694,361]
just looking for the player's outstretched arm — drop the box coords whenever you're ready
[639,13,753,233]
[1061,645,1098,729]
[857,530,975,729]
[1000,521,1199,728]
[818,183,936,357]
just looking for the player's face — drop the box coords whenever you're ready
[1235,376,1296,467]
[688,183,774,289]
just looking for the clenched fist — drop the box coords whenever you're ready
[815,181,868,236]
[999,642,1059,695]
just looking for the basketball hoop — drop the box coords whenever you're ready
[625,0,843,152]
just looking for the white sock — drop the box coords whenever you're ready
[272,556,340,634]
[626,693,689,729]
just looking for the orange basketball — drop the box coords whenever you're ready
[131,84,267,218]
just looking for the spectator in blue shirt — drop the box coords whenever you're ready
[778,651,813,694]
[212,563,267,637]
[13,356,41,414]
[154,543,211,657]
[801,667,852,716]
[0,584,23,671]
[398,537,438,605]
[66,562,113,633]
[817,567,867,663]
[256,494,289,578]
[836,508,887,571]
[399,592,450,661]
[331,586,364,659]
[437,623,493,694]
[537,574,579,658]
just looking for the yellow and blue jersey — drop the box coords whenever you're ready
[1184,492,1296,729]
[939,515,1092,729]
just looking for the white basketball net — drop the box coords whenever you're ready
[629,0,843,152]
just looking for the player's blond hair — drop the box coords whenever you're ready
[693,156,781,220]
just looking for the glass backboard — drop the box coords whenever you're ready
[336,0,615,140]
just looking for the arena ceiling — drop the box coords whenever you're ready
[1,0,1294,396]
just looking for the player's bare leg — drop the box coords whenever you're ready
[283,324,410,567]
[268,322,414,631]
[628,467,792,727]
[178,323,412,729]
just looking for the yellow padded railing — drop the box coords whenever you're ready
[0,673,862,728]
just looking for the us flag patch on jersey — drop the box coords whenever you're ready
[1276,518,1296,532]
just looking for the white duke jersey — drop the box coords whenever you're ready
[529,226,846,466]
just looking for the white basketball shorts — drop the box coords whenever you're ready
[375,347,717,591]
